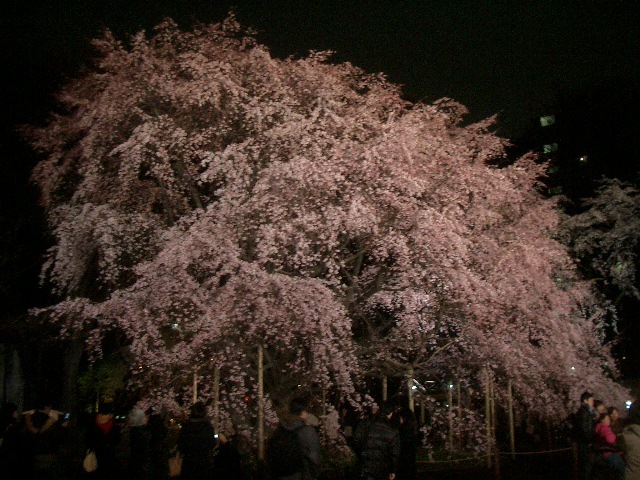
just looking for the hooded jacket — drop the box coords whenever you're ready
[271,419,320,480]
[353,415,400,480]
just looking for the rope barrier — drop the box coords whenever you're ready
[417,456,482,464]
[497,447,573,456]
[416,446,573,465]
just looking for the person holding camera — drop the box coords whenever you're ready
[24,400,64,480]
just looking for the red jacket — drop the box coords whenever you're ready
[594,423,617,458]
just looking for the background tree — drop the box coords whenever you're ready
[562,179,640,302]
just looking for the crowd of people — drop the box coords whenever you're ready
[1,392,638,480]
[0,394,416,480]
[265,397,417,480]
[574,391,640,480]
[0,399,243,480]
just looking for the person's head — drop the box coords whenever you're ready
[289,397,309,420]
[607,407,619,423]
[190,401,207,420]
[379,402,394,419]
[38,400,53,413]
[580,391,594,407]
[594,400,606,414]
[147,412,164,428]
[98,402,114,415]
[398,406,414,422]
[217,433,228,444]
[145,406,158,416]
[596,413,610,425]
[305,413,320,427]
[128,408,147,427]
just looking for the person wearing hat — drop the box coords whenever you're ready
[176,402,217,480]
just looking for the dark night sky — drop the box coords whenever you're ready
[1,1,640,368]
[2,1,640,138]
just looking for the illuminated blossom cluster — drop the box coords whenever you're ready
[26,15,626,439]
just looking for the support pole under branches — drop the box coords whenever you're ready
[213,367,220,433]
[382,375,388,402]
[192,368,198,404]
[508,379,515,460]
[258,344,264,461]
[484,369,492,469]
[448,380,454,452]
[408,367,415,412]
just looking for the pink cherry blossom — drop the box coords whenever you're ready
[25,15,627,444]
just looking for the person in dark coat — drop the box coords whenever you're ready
[213,433,245,480]
[266,396,321,480]
[0,402,22,480]
[146,408,168,480]
[575,391,596,480]
[353,402,400,480]
[86,403,121,480]
[176,402,216,480]
[127,408,151,480]
[394,407,418,480]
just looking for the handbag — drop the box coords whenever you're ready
[83,449,98,473]
[168,452,183,478]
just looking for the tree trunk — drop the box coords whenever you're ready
[61,338,83,414]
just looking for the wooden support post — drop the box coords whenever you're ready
[408,368,415,412]
[258,344,264,461]
[484,370,492,469]
[490,378,500,479]
[213,367,220,433]
[192,368,198,404]
[508,379,515,460]
[456,372,462,448]
[322,384,327,418]
[382,375,388,402]
[448,380,454,453]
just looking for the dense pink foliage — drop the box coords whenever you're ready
[26,16,626,435]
